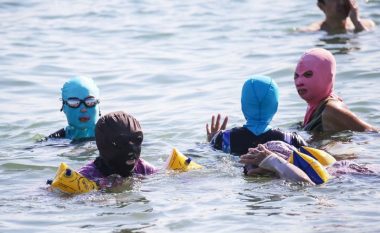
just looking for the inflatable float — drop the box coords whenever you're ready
[289,147,335,185]
[166,148,203,171]
[47,162,98,194]
[299,146,336,166]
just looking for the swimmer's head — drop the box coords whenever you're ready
[241,75,279,135]
[294,48,336,105]
[318,0,350,19]
[61,76,100,131]
[95,111,143,177]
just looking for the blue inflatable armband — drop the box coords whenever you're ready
[289,150,329,185]
[300,146,336,166]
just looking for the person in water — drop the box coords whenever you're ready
[206,75,307,156]
[48,76,100,141]
[301,0,375,34]
[240,140,375,184]
[78,111,157,189]
[294,48,377,133]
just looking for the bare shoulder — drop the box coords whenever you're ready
[322,101,376,132]
[323,100,349,120]
[323,101,349,117]
[325,99,347,110]
[298,21,322,32]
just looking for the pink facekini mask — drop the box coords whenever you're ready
[294,48,341,125]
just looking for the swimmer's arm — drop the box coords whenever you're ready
[351,18,366,32]
[322,102,377,132]
[351,18,376,32]
[348,0,375,32]
[259,153,314,184]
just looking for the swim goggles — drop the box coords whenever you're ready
[61,97,99,109]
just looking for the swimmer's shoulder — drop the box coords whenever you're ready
[323,100,376,132]
[298,21,323,32]
[48,128,66,139]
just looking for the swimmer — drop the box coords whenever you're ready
[240,141,375,184]
[294,48,377,133]
[206,75,307,155]
[301,0,375,34]
[48,76,100,141]
[78,111,157,189]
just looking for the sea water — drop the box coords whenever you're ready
[1,1,380,232]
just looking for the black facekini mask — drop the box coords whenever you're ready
[94,112,143,177]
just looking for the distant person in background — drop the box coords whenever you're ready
[48,76,100,142]
[301,0,375,34]
[78,111,157,188]
[294,48,377,133]
[206,76,307,156]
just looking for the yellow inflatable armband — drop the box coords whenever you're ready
[166,148,203,171]
[300,146,336,166]
[47,162,98,194]
[289,150,329,185]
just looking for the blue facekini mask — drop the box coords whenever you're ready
[241,75,279,136]
[61,76,100,140]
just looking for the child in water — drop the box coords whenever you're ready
[206,75,307,156]
[49,76,100,142]
[78,111,157,188]
[240,140,375,184]
[294,48,377,133]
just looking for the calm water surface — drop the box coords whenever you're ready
[1,1,380,232]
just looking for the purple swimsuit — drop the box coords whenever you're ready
[78,159,157,189]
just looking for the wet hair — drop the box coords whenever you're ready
[318,0,350,18]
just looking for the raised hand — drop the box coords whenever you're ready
[206,113,228,142]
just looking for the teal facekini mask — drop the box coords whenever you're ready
[241,75,279,136]
[61,76,100,140]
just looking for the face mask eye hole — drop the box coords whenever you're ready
[294,73,299,79]
[133,136,143,145]
[127,133,143,145]
[303,71,313,78]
